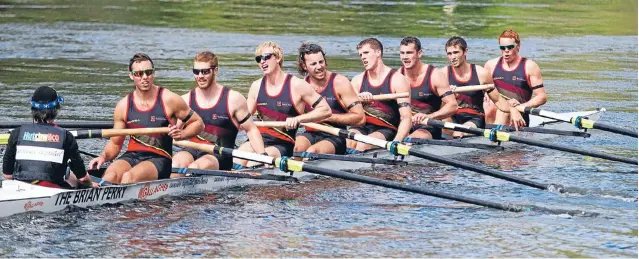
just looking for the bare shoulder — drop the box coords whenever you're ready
[524,58,541,71]
[436,66,449,79]
[474,64,489,75]
[333,73,351,86]
[228,89,248,103]
[351,72,364,84]
[113,95,129,117]
[484,57,500,69]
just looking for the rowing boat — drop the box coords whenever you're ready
[0,109,604,218]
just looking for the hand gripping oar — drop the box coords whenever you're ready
[519,106,638,138]
[172,140,592,215]
[424,119,637,165]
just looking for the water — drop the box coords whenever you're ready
[0,0,637,257]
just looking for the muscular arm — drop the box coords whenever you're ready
[521,60,547,108]
[325,74,365,126]
[426,69,457,120]
[246,80,261,115]
[167,91,204,139]
[293,78,331,123]
[230,90,266,154]
[391,73,412,141]
[100,99,128,161]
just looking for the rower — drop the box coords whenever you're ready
[483,29,548,126]
[236,41,331,162]
[171,51,266,177]
[440,36,525,138]
[398,36,457,140]
[89,53,204,184]
[348,38,412,152]
[293,43,365,155]
[2,86,97,189]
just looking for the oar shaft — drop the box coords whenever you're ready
[485,124,591,137]
[453,84,494,93]
[522,107,638,138]
[366,92,409,101]
[71,127,170,139]
[294,152,408,165]
[426,119,638,165]
[592,123,638,138]
[0,121,113,129]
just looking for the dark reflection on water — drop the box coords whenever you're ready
[0,17,637,259]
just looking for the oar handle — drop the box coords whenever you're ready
[253,121,342,136]
[367,92,409,101]
[453,84,494,93]
[101,127,170,138]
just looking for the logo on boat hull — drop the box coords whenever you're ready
[138,183,169,200]
[24,201,44,211]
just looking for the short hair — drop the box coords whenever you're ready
[445,36,468,52]
[357,38,383,57]
[400,36,422,51]
[297,43,326,75]
[194,51,219,68]
[128,53,154,71]
[499,29,521,45]
[32,109,59,123]
[255,41,284,66]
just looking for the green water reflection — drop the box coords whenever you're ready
[0,0,636,37]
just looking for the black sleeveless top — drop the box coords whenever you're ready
[360,69,400,129]
[188,87,238,148]
[448,65,483,115]
[492,57,532,103]
[125,87,172,158]
[401,66,441,114]
[305,73,347,130]
[13,124,67,184]
[255,74,301,144]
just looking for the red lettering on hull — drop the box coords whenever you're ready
[138,183,169,200]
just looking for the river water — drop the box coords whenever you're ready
[0,1,637,257]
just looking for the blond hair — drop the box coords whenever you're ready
[255,41,283,66]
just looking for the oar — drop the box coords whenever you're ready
[424,119,637,165]
[485,124,591,138]
[70,127,170,139]
[255,122,590,196]
[402,138,505,151]
[518,106,638,138]
[171,168,299,182]
[293,152,408,166]
[0,121,113,129]
[365,84,494,101]
[1,127,170,144]
[173,140,593,215]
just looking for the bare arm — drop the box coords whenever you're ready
[246,80,261,115]
[391,73,412,141]
[293,77,331,123]
[325,74,365,126]
[521,60,547,108]
[230,90,266,154]
[426,69,457,120]
[101,98,128,161]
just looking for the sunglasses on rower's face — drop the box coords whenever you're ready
[192,67,215,75]
[130,69,155,77]
[499,43,518,51]
[255,53,274,63]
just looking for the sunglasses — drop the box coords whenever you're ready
[499,43,518,51]
[130,69,155,77]
[192,67,215,75]
[255,53,274,63]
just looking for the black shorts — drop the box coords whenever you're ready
[452,113,485,128]
[117,151,172,179]
[298,131,347,155]
[262,134,294,157]
[181,148,233,170]
[410,124,443,140]
[349,124,396,141]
